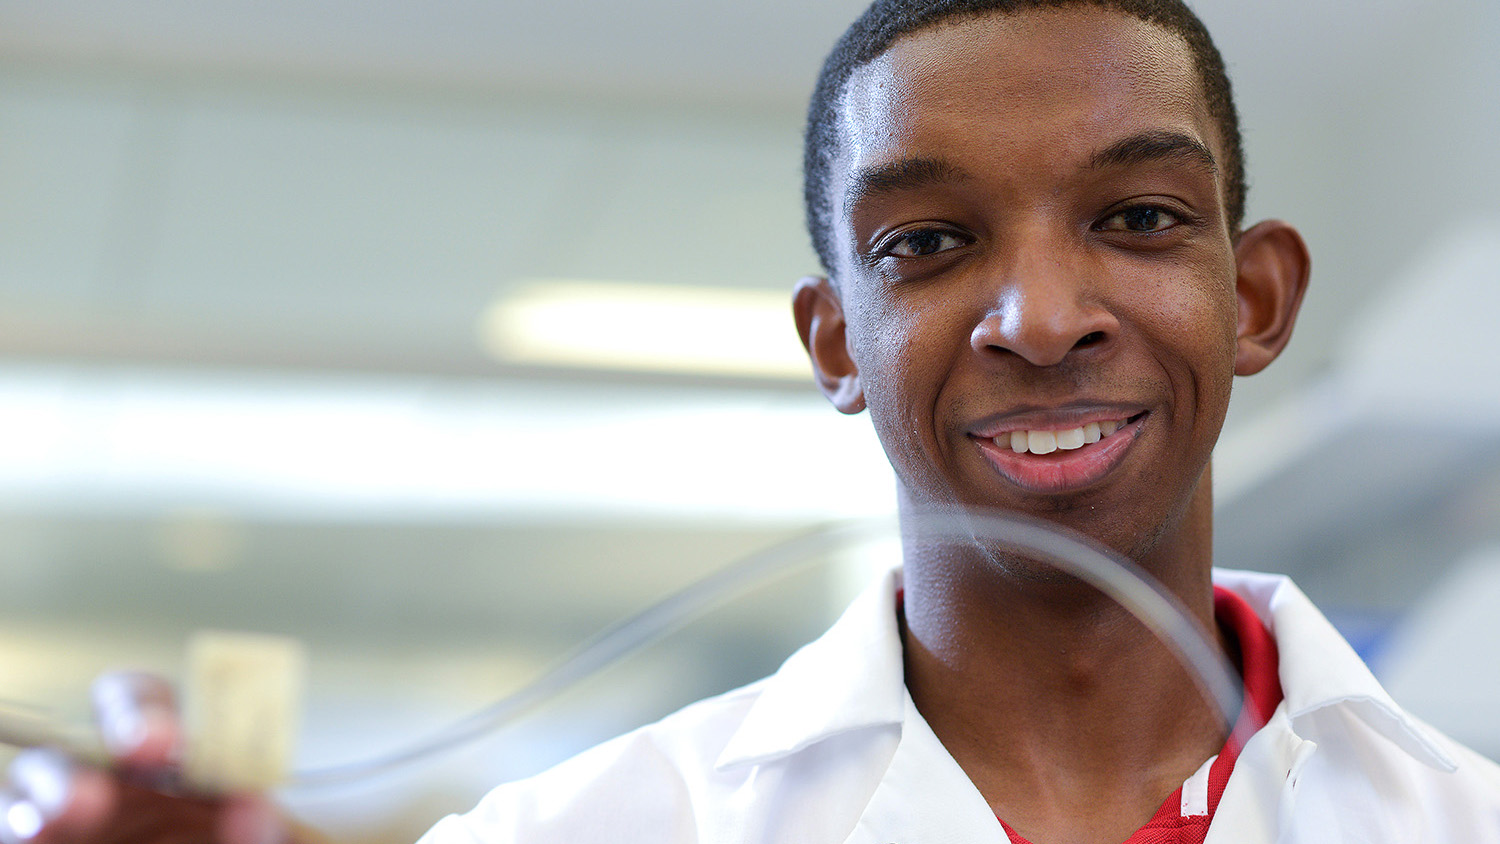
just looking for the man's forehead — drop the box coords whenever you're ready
[833,8,1213,179]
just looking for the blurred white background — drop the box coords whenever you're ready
[1,0,1498,840]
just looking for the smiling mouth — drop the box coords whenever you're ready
[992,412,1146,456]
[971,411,1148,493]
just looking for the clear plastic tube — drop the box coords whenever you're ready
[285,509,1245,789]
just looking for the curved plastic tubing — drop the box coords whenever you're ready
[287,510,1245,789]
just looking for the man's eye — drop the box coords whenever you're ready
[1100,206,1180,233]
[885,230,965,257]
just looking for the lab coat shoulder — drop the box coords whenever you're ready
[1442,733,1500,822]
[1215,568,1500,841]
[1447,733,1500,793]
[1266,705,1500,840]
[418,567,910,844]
[418,682,760,844]
[1409,722,1500,835]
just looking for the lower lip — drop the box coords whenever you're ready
[972,416,1145,494]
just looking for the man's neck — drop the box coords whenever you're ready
[897,504,1226,844]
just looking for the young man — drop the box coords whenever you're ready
[8,1,1500,842]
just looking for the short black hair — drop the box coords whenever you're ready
[803,0,1245,273]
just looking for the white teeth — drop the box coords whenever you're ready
[1055,427,1086,450]
[994,418,1127,454]
[1027,430,1057,454]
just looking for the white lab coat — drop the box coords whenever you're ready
[420,568,1500,843]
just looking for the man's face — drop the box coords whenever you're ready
[824,8,1240,561]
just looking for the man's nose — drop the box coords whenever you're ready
[969,249,1119,367]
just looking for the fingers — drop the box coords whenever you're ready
[0,789,45,844]
[90,673,182,770]
[0,760,289,844]
[0,673,300,844]
[1,749,116,843]
[218,795,288,844]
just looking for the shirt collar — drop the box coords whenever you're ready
[1213,567,1456,771]
[717,564,1457,773]
[716,565,907,769]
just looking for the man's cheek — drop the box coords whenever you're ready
[1139,275,1235,340]
[848,307,919,380]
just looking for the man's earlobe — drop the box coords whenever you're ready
[792,276,866,413]
[1233,220,1311,376]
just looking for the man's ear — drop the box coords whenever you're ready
[792,275,865,413]
[1233,220,1311,376]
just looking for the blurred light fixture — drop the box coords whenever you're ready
[478,281,810,379]
[0,366,896,521]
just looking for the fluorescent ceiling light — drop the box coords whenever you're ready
[478,281,810,379]
[0,366,896,521]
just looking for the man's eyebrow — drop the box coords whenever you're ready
[843,157,972,213]
[1089,130,1218,174]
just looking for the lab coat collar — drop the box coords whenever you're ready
[716,565,1456,776]
[715,566,907,769]
[1213,568,1456,772]
[842,694,1011,844]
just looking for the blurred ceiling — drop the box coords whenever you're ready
[0,0,870,105]
[0,0,1452,104]
[1,0,1496,400]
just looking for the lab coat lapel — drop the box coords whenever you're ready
[843,693,1010,844]
[1204,707,1315,844]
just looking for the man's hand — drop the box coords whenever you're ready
[0,673,294,844]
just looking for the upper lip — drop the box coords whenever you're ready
[967,402,1149,439]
